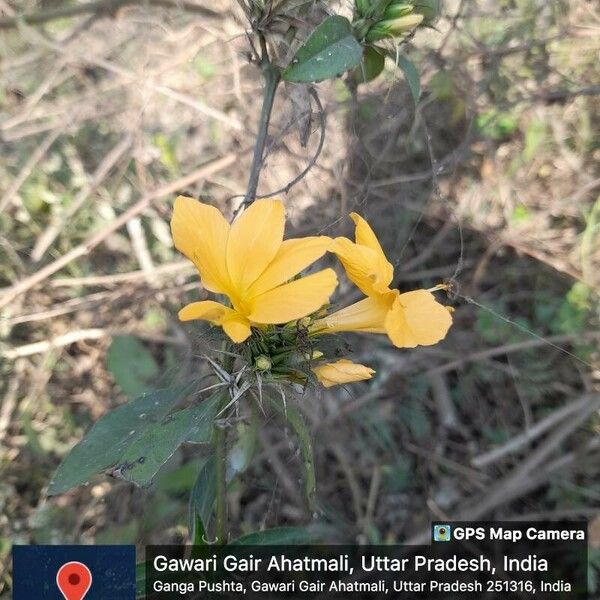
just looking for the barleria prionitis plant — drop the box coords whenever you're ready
[49,0,448,557]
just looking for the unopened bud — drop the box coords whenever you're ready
[383,2,414,19]
[365,13,423,41]
[303,350,324,360]
[255,355,272,371]
[355,0,371,17]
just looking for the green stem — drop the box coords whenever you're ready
[214,417,227,545]
[214,351,235,545]
[244,36,281,204]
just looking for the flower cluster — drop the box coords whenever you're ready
[171,197,452,387]
[353,0,440,44]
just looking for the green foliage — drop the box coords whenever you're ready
[353,47,386,84]
[283,16,362,83]
[188,456,217,541]
[395,54,421,104]
[511,204,531,223]
[557,282,595,334]
[107,335,159,399]
[383,2,415,20]
[477,109,519,140]
[267,394,316,510]
[117,395,220,487]
[154,460,202,496]
[96,520,140,545]
[229,526,328,545]
[48,382,199,495]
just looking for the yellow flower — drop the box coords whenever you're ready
[313,213,452,348]
[171,196,337,343]
[313,359,375,388]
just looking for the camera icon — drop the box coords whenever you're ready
[433,524,452,542]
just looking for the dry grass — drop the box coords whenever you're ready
[1,0,599,594]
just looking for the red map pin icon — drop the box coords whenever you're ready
[56,561,92,600]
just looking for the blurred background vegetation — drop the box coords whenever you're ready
[0,0,599,595]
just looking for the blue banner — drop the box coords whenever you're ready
[12,545,136,599]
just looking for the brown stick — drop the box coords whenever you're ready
[0,129,61,212]
[428,331,600,375]
[0,154,237,309]
[0,0,219,30]
[31,133,133,262]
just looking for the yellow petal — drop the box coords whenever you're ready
[332,237,392,296]
[313,359,375,388]
[312,294,392,334]
[248,268,338,324]
[178,300,252,343]
[171,196,232,296]
[222,314,252,343]
[350,213,389,263]
[344,213,394,292]
[178,300,231,323]
[226,198,285,293]
[247,236,332,297]
[385,289,453,348]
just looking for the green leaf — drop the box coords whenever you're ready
[396,54,421,104]
[107,335,159,399]
[48,382,195,495]
[354,46,385,84]
[283,16,362,83]
[229,526,327,546]
[188,455,217,539]
[267,395,316,510]
[191,513,208,551]
[116,394,221,487]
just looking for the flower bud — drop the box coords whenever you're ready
[303,350,324,361]
[365,13,424,41]
[313,359,375,388]
[355,0,371,17]
[255,355,272,371]
[383,2,414,20]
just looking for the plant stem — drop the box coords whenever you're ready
[214,416,227,544]
[213,351,235,545]
[244,36,281,205]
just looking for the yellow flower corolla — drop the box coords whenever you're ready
[171,196,337,343]
[313,213,452,348]
[313,359,375,388]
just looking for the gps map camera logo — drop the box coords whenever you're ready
[12,545,135,599]
[433,524,452,542]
